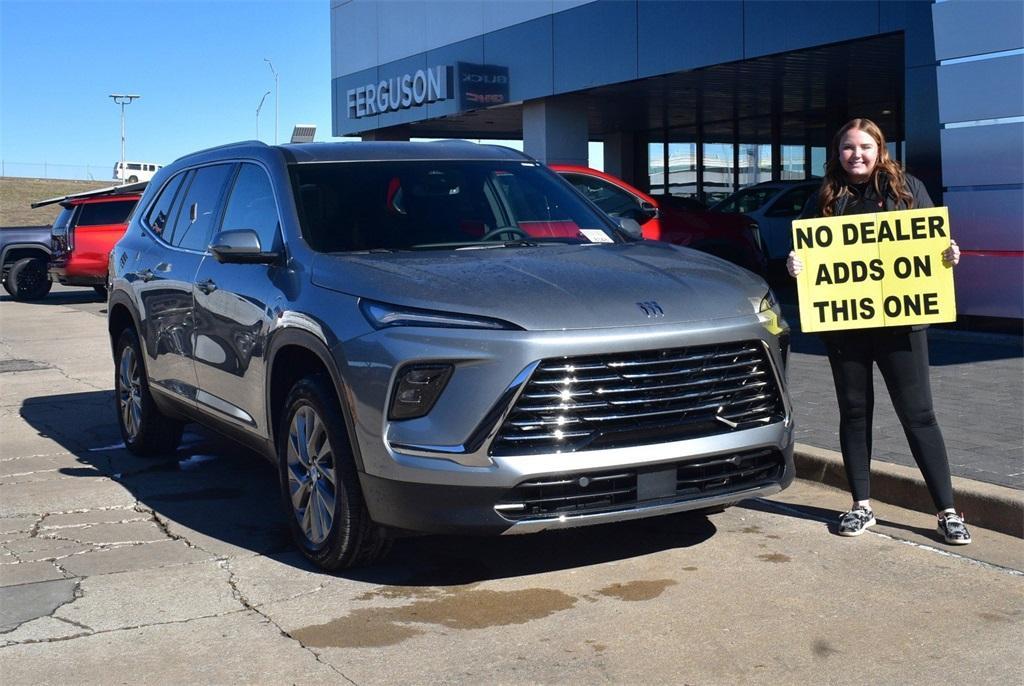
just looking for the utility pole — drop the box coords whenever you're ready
[264,59,279,144]
[257,91,271,140]
[109,94,140,184]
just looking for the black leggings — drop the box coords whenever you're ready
[824,328,954,511]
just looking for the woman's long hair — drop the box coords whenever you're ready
[817,118,913,216]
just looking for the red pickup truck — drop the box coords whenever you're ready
[33,184,143,295]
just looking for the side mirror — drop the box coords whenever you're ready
[639,200,659,221]
[615,217,644,241]
[210,229,278,264]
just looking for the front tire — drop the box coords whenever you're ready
[7,257,52,301]
[278,375,390,570]
[114,328,183,456]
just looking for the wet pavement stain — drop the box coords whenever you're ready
[757,553,791,563]
[812,639,841,658]
[596,579,677,602]
[740,526,763,534]
[292,587,577,648]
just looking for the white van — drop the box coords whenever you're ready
[113,161,162,183]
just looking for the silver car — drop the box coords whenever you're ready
[107,140,793,570]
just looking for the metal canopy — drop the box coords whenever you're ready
[394,33,904,144]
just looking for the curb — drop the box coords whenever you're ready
[793,443,1023,538]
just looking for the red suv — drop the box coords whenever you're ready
[553,165,766,275]
[36,187,141,294]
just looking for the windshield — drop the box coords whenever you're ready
[711,186,778,214]
[292,160,618,253]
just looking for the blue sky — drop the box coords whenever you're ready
[0,0,603,181]
[1,0,337,179]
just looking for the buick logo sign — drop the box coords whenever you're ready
[637,301,664,317]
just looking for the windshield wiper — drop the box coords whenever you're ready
[455,239,541,250]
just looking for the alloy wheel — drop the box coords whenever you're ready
[117,346,143,441]
[286,405,338,546]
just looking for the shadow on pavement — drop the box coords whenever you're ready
[0,288,105,306]
[740,497,938,541]
[21,390,718,582]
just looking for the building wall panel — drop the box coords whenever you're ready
[552,0,637,93]
[940,122,1024,187]
[483,16,554,104]
[331,1,378,76]
[637,1,743,78]
[743,1,880,59]
[937,55,1024,124]
[943,188,1024,251]
[955,255,1024,319]
[932,0,1024,61]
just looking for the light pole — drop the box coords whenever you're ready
[264,58,279,144]
[256,90,271,140]
[109,94,140,184]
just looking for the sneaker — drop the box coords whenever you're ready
[837,506,876,536]
[937,512,972,545]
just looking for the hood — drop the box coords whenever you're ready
[311,242,767,331]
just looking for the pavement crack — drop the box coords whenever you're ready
[53,615,94,633]
[219,559,356,683]
[0,609,250,648]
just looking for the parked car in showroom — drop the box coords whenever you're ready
[32,184,143,295]
[1,225,52,301]
[710,179,820,263]
[107,140,793,570]
[552,165,766,276]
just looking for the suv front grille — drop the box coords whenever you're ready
[490,341,784,456]
[494,448,784,521]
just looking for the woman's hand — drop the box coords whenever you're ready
[787,251,803,277]
[943,239,960,266]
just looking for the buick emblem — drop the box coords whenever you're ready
[637,301,664,317]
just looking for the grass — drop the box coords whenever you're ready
[0,177,115,228]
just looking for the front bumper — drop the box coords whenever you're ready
[360,442,794,535]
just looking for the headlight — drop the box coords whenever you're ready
[360,299,521,330]
[757,289,785,336]
[758,289,778,313]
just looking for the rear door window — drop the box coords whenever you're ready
[76,199,137,226]
[169,164,235,252]
[766,185,817,217]
[145,172,188,238]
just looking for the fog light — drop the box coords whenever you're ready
[388,364,454,420]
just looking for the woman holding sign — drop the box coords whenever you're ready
[787,118,969,545]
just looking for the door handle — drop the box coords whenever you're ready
[137,268,155,282]
[196,278,218,294]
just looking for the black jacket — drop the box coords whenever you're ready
[800,172,933,220]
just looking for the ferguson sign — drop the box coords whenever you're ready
[347,65,453,118]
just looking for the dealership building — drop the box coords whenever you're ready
[331,0,1023,319]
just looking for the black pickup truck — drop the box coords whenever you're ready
[0,225,52,300]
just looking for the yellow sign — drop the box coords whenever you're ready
[791,207,956,333]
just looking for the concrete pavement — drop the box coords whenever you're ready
[1,286,1022,685]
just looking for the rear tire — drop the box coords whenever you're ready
[114,328,183,456]
[278,374,391,570]
[7,257,52,301]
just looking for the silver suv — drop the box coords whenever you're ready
[107,141,793,570]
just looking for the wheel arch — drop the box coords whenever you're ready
[2,244,51,269]
[266,328,364,472]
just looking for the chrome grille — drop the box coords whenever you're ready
[491,341,784,456]
[494,449,784,521]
